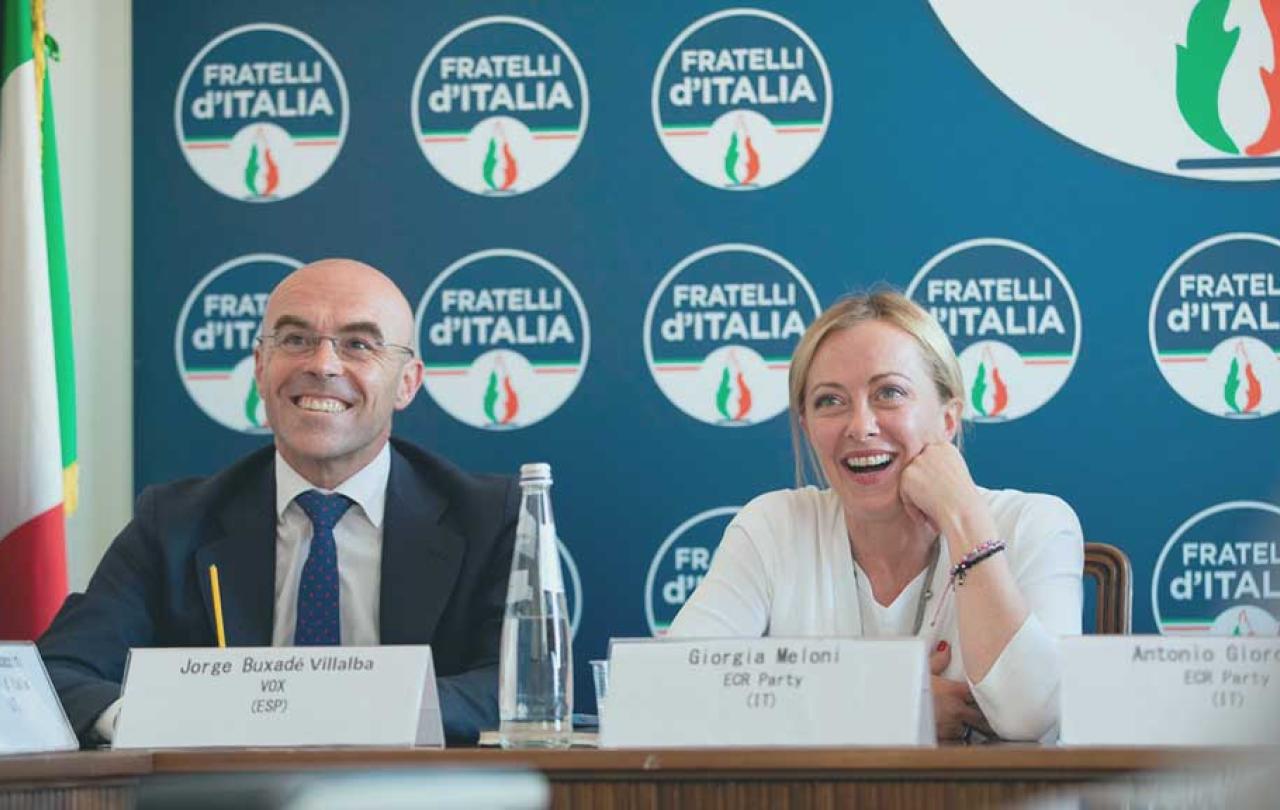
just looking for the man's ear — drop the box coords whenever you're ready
[395,358,424,410]
[251,343,271,427]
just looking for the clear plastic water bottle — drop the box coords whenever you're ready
[499,462,573,748]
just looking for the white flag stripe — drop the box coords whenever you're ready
[0,59,63,542]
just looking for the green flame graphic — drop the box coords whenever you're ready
[724,132,740,184]
[715,367,732,420]
[482,138,499,191]
[244,144,261,195]
[971,362,988,417]
[1224,356,1242,413]
[483,370,499,422]
[1177,0,1241,154]
[244,379,262,427]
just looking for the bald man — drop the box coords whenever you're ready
[38,259,518,746]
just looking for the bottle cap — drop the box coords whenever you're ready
[519,462,553,484]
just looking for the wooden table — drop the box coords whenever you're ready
[0,746,1266,809]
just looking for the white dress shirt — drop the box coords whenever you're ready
[272,444,389,647]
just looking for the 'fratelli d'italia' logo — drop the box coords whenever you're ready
[906,239,1082,423]
[1153,501,1280,636]
[411,17,588,196]
[929,0,1280,181]
[1149,233,1280,418]
[415,249,589,429]
[652,9,831,190]
[645,506,739,636]
[175,254,301,432]
[175,24,348,201]
[644,244,820,426]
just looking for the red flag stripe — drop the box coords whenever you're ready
[0,504,67,639]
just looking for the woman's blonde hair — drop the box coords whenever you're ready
[789,289,965,486]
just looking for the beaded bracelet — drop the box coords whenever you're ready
[928,539,1009,627]
[949,539,1007,586]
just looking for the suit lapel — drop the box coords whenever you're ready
[195,460,277,647]
[379,447,465,644]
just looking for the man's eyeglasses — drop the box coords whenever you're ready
[258,330,415,363]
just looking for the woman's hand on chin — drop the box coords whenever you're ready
[899,443,990,540]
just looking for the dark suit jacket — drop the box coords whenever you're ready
[37,438,518,746]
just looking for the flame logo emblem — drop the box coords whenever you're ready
[970,346,1010,419]
[1177,0,1280,163]
[1232,608,1259,635]
[482,122,519,193]
[243,127,280,198]
[723,115,762,187]
[714,350,753,422]
[482,355,520,426]
[1224,339,1264,414]
[244,379,264,428]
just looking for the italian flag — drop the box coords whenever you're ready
[0,0,76,640]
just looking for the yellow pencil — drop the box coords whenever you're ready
[209,564,227,648]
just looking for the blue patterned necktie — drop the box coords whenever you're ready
[293,490,353,646]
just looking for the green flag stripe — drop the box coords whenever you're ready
[41,64,75,470]
[2,0,35,82]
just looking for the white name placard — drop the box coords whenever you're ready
[600,637,934,748]
[1061,636,1280,746]
[0,642,78,754]
[113,646,442,749]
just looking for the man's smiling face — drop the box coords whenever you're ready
[253,259,423,488]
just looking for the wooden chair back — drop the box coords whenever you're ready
[1084,542,1132,634]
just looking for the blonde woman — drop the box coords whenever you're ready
[669,291,1083,741]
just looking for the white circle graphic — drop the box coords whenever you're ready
[1151,500,1280,635]
[174,24,349,201]
[1148,232,1280,419]
[643,243,820,427]
[906,238,1082,422]
[411,16,589,196]
[173,253,302,433]
[651,9,832,190]
[930,0,1280,181]
[415,249,590,429]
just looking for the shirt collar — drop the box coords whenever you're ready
[274,443,390,528]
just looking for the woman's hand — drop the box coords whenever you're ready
[930,642,992,741]
[899,443,990,540]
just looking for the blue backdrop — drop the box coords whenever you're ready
[134,1,1280,711]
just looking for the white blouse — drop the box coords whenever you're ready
[668,486,1084,741]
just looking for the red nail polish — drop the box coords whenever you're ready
[936,641,948,653]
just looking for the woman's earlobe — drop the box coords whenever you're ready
[943,399,962,440]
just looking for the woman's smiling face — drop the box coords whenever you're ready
[801,320,960,521]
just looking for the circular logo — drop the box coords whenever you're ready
[1153,501,1280,636]
[906,238,1082,422]
[411,16,588,196]
[175,24,349,201]
[652,9,832,189]
[930,1,1280,181]
[644,244,820,426]
[175,254,301,432]
[1149,233,1280,418]
[415,249,589,429]
[644,506,740,636]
